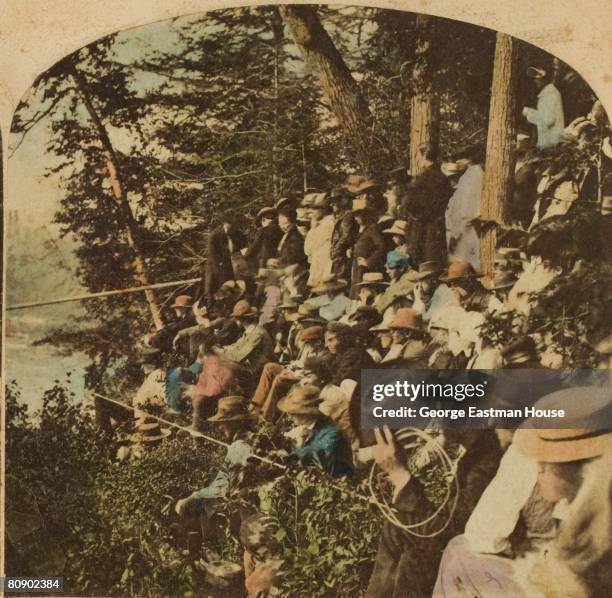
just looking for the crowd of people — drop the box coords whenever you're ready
[120,67,611,596]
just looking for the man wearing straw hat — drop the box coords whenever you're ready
[380,308,430,367]
[435,386,611,597]
[304,193,335,289]
[175,396,256,529]
[277,385,352,477]
[213,300,274,379]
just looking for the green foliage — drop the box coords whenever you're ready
[5,380,227,596]
[258,469,383,597]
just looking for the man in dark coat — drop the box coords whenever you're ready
[401,144,453,265]
[510,133,539,228]
[276,207,307,269]
[365,427,501,598]
[350,198,386,298]
[330,188,357,281]
[204,221,246,307]
[243,207,283,269]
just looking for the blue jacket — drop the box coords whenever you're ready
[291,419,352,477]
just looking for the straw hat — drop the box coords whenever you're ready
[256,207,277,223]
[407,260,443,281]
[439,261,483,283]
[388,308,425,332]
[170,295,193,309]
[130,420,172,443]
[278,297,300,310]
[208,396,252,422]
[230,299,258,318]
[311,277,347,295]
[277,385,322,415]
[383,220,408,236]
[514,387,612,463]
[343,175,379,195]
[356,272,389,287]
[299,326,324,343]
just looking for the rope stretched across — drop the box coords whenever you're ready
[7,278,202,311]
[92,392,459,536]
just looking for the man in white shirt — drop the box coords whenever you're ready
[522,67,565,150]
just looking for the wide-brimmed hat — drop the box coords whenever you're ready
[343,175,379,195]
[171,295,193,309]
[279,297,300,310]
[208,396,253,422]
[356,272,389,287]
[300,316,328,326]
[491,270,518,290]
[526,66,547,79]
[501,336,538,364]
[130,420,172,443]
[311,277,348,295]
[407,260,443,281]
[277,385,322,415]
[295,303,319,318]
[377,213,395,227]
[299,326,324,343]
[256,206,277,223]
[389,308,425,332]
[514,387,612,463]
[230,299,258,318]
[383,220,408,236]
[439,261,483,283]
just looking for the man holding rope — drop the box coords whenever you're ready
[365,426,500,598]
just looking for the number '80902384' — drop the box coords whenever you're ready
[3,577,63,592]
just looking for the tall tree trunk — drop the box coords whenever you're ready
[68,63,165,330]
[279,5,376,174]
[409,15,439,176]
[480,32,519,279]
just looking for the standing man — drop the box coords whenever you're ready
[402,144,453,265]
[204,220,246,308]
[522,66,565,150]
[445,146,484,269]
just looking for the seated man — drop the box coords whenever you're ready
[433,387,611,597]
[380,308,430,367]
[365,427,501,597]
[175,396,256,536]
[212,300,275,381]
[250,325,326,421]
[277,385,353,477]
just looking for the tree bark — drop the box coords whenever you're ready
[279,5,376,174]
[409,15,439,176]
[480,32,519,279]
[68,62,166,330]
